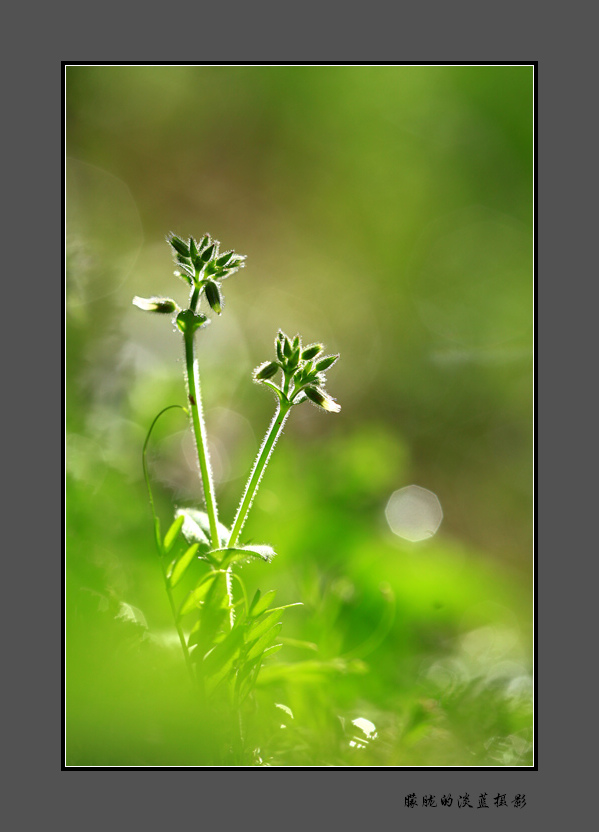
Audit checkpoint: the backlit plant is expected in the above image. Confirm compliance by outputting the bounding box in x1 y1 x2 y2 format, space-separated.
133 233 341 762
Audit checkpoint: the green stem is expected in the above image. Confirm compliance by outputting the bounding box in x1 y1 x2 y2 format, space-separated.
160 558 195 684
141 404 194 685
228 401 291 547
142 404 187 550
183 329 220 548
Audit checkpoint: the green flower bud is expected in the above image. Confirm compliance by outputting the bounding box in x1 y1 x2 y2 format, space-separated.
168 234 190 258
189 237 198 259
301 344 323 360
199 234 211 250
314 354 339 373
216 251 234 267
288 347 300 369
304 386 341 413
204 280 223 315
276 337 284 362
132 296 179 314
254 361 279 381
201 243 215 262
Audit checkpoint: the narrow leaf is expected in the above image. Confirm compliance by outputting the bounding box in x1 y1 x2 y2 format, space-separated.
163 514 185 554
246 622 283 661
262 643 283 659
179 572 217 617
203 628 244 677
250 589 277 617
247 609 282 642
168 543 199 587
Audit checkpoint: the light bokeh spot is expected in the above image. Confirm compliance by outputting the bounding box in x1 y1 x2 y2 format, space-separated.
385 485 443 542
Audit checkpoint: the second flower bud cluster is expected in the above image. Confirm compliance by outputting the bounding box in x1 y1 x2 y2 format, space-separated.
254 330 341 412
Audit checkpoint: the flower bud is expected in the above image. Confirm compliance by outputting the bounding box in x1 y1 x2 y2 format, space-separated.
133 296 178 314
314 354 339 373
304 386 341 413
301 344 323 360
216 251 234 267
254 361 279 381
204 280 223 314
201 243 215 262
168 234 190 258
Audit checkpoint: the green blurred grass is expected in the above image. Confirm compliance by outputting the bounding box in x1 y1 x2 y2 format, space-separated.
66 65 533 766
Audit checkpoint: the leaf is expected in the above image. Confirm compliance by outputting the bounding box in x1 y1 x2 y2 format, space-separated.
279 637 318 652
249 589 276 618
167 543 199 587
246 622 283 662
176 508 230 547
217 544 276 567
178 572 217 617
247 609 282 642
262 644 283 660
258 658 368 685
163 514 185 554
203 627 244 677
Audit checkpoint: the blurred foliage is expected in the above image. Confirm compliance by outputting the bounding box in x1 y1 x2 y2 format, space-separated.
66 65 533 766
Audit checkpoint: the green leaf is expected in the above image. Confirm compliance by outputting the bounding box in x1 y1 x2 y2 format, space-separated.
176 309 209 335
279 637 318 652
246 622 283 661
262 643 283 660
163 514 185 554
176 508 230 547
167 543 199 587
258 658 368 684
247 609 282 642
217 544 276 567
203 628 244 677
179 572 217 617
249 589 276 617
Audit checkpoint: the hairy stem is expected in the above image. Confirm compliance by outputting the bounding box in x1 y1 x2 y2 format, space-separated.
228 401 291 547
183 329 220 548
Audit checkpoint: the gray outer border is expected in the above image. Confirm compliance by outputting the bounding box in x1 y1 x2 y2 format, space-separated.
55 46 577 827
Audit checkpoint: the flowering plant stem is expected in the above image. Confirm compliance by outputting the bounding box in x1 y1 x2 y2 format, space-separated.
228 401 291 548
183 326 220 548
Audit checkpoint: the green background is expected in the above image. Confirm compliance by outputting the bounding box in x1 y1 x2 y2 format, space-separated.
66 65 534 766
